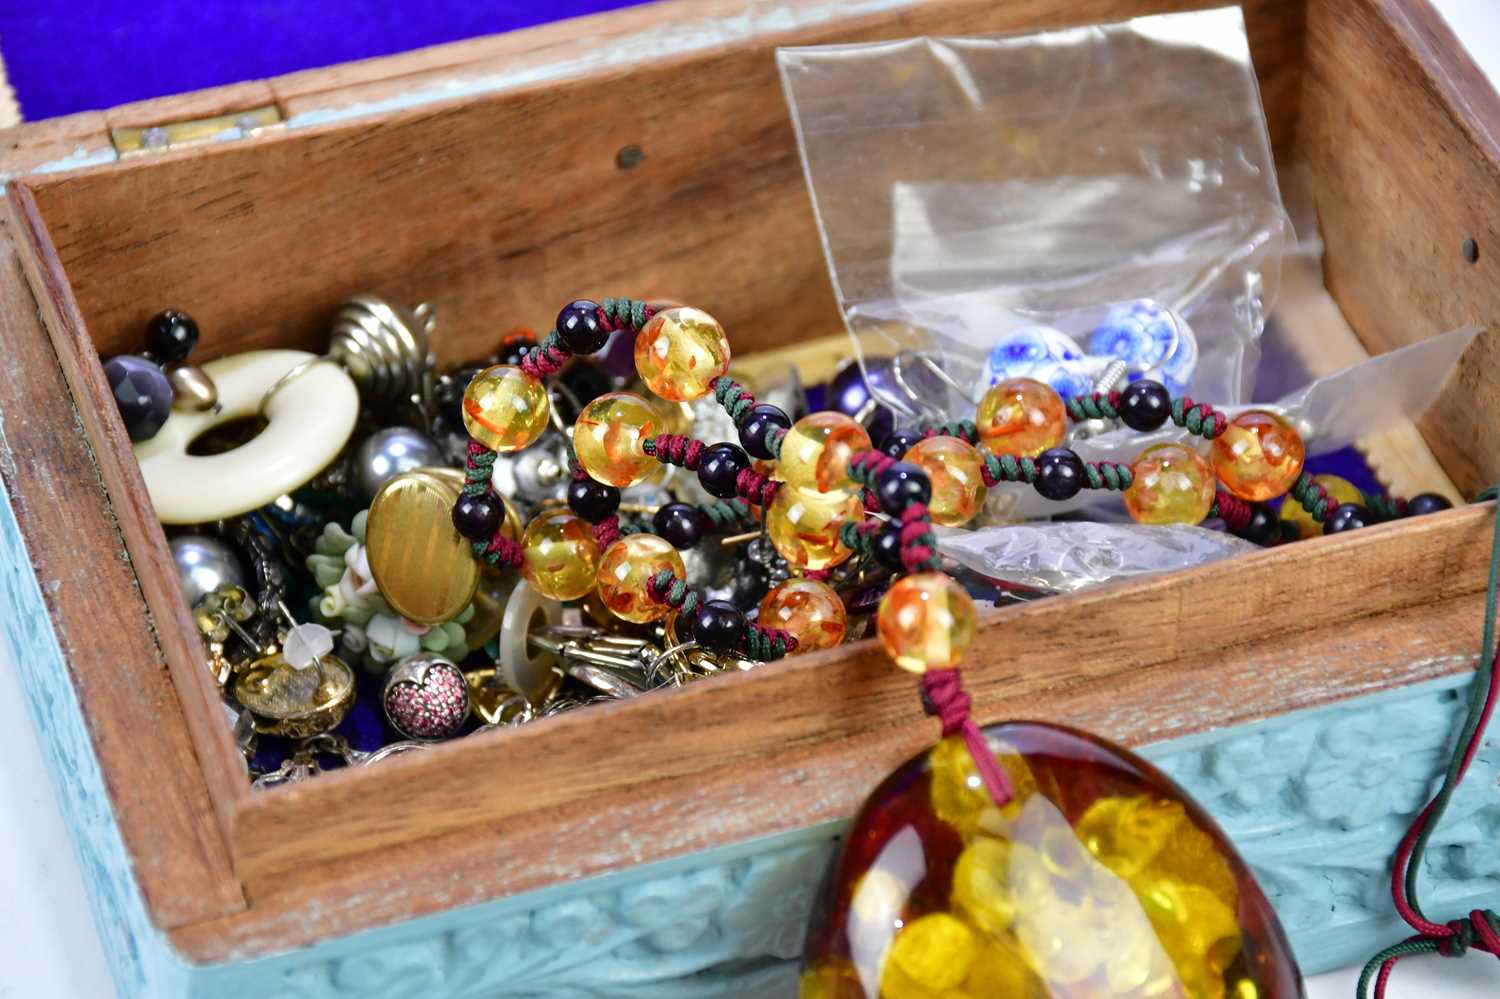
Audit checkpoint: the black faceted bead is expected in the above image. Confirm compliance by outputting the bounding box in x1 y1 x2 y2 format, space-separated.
452 493 502 542
738 403 792 460
498 340 532 366
881 428 922 459
567 477 620 522
727 559 771 611
1406 493 1453 517
1034 448 1085 502
556 300 608 354
144 309 199 364
1324 503 1373 534
698 442 751 499
873 522 907 572
1118 379 1172 432
654 502 708 550
875 461 931 515
694 600 745 651
1237 503 1280 546
104 354 173 441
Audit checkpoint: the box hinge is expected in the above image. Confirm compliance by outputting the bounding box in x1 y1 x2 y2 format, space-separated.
110 105 283 156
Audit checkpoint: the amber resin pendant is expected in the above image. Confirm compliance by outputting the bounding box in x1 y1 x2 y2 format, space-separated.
802 722 1303 999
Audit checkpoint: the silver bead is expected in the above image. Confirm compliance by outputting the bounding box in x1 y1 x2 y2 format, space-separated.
354 426 444 502
505 434 570 505
167 363 219 412
170 534 246 607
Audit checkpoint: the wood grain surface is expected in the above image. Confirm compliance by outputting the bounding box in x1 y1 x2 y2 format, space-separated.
1302 0 1500 497
6 185 252 840
0 199 244 928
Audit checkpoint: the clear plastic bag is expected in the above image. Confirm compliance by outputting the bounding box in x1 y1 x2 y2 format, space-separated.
778 6 1290 416
938 521 1259 592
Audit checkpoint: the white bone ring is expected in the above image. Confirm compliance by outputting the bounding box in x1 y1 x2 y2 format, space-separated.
135 350 358 524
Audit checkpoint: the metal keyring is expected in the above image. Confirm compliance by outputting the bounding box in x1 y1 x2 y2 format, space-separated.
257 354 339 420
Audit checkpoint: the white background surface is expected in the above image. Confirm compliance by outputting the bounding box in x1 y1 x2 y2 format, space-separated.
3 3 1500 996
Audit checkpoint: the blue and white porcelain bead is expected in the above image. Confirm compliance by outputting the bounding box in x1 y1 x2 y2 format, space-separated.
978 325 1096 400
1087 299 1198 395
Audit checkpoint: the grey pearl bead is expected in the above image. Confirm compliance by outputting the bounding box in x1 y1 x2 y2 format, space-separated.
170 535 246 607
355 427 443 502
167 363 219 412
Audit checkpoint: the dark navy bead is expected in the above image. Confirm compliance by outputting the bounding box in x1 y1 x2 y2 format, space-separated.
875 461 931 515
873 522 907 572
452 493 502 542
567 477 620 522
556 359 613 424
144 309 200 364
881 428 922 459
1118 379 1171 432
1405 493 1453 517
1034 448 1085 501
738 403 792 460
105 354 173 441
653 502 708 549
828 363 895 447
697 442 751 499
694 601 745 651
1237 503 1280 546
556 299 608 354
1324 503 1373 534
727 559 771 611
435 365 482 426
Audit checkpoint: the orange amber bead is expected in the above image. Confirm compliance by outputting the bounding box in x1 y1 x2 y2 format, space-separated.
767 487 862 571
759 578 847 652
778 412 872 499
461 364 551 453
1124 442 1216 525
801 723 1302 999
520 508 599 601
975 377 1067 458
876 572 977 674
1280 474 1363 539
906 436 988 527
595 533 684 623
573 391 660 488
1212 410 1306 501
634 306 732 402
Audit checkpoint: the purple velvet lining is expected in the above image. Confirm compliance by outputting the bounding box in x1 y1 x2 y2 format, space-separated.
0 0 648 120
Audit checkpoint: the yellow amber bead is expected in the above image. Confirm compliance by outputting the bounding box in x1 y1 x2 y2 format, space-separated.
461 364 551 453
778 411 872 499
520 509 599 601
573 391 661 488
1212 410 1306 501
975 377 1066 458
876 572 977 674
1281 474 1363 539
767 487 862 571
634 306 732 402
595 534 684 623
906 436 988 527
1124 442 1216 525
759 578 847 652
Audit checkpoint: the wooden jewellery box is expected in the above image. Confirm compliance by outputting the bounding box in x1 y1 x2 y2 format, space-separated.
1 0 1499 995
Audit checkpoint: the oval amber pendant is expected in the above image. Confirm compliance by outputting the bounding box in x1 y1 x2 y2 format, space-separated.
802 723 1302 999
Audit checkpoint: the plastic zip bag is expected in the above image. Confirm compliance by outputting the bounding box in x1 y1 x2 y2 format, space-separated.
778 6 1290 417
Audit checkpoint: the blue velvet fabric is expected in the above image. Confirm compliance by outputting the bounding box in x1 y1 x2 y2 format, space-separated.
0 1 646 119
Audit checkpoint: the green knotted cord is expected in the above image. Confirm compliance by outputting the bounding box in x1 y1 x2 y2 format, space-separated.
1356 484 1500 998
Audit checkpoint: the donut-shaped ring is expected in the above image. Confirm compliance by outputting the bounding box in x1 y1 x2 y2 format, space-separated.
135 350 358 524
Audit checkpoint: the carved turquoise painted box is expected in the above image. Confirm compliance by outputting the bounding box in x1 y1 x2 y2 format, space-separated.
2 0 1499 995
